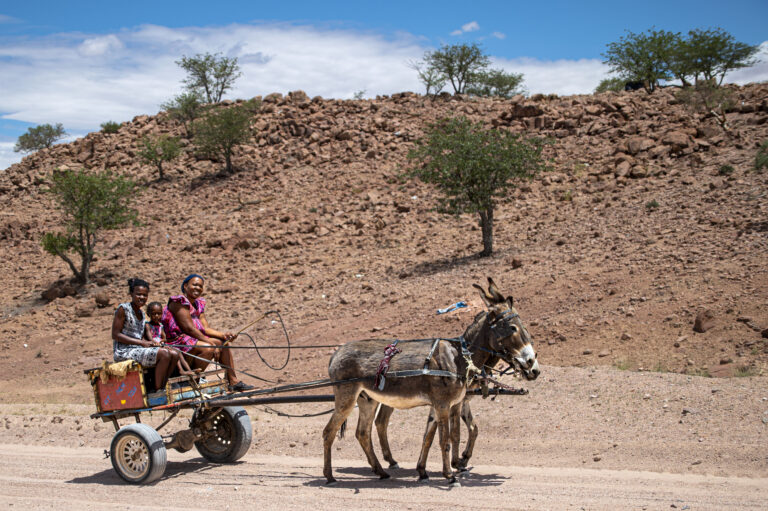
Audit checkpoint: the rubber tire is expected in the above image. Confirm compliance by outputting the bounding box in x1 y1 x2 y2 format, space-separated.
110 423 167 484
194 406 252 463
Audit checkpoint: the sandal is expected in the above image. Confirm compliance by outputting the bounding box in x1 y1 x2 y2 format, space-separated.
229 381 255 392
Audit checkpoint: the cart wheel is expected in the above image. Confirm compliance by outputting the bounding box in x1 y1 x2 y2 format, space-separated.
110 423 167 484
194 406 252 463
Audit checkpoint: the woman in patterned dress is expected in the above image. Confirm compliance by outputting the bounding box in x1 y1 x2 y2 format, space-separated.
162 274 254 392
112 278 181 391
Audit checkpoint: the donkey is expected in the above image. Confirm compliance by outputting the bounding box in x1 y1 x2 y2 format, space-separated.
370 280 536 474
322 278 539 485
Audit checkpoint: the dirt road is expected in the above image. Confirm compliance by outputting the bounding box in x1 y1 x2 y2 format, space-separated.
2 366 768 509
0 444 766 511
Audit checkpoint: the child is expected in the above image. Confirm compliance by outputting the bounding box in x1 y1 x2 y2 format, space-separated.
145 301 199 377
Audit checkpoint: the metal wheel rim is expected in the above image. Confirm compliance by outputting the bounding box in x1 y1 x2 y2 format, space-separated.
114 434 150 480
200 412 234 454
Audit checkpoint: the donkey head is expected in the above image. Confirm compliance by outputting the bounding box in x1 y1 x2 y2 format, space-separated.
473 277 540 380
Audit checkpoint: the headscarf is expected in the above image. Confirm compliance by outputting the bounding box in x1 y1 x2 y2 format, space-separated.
181 273 205 293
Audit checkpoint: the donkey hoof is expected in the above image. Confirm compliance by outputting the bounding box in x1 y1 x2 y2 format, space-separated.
325 478 338 487
449 479 462 488
417 475 430 484
378 472 390 480
388 462 400 470
458 466 470 474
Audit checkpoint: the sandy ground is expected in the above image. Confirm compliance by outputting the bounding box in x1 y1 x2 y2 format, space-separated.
1 365 767 510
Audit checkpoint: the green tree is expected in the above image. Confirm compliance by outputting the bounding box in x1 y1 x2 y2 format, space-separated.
192 100 258 174
602 28 678 92
408 59 447 96
466 68 525 98
423 43 491 95
138 135 182 180
42 169 138 285
594 76 626 93
176 52 241 104
685 28 758 85
407 117 547 256
161 91 204 136
14 123 66 153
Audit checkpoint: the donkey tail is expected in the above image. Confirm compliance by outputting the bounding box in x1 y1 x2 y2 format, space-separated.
338 419 347 439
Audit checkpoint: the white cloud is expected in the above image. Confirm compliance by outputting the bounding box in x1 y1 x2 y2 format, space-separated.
0 23 427 133
726 41 768 85
0 14 20 24
494 56 611 96
0 142 17 171
491 32 506 40
451 21 480 36
78 34 124 57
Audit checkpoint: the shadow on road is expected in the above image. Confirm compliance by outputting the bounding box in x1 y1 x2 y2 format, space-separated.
66 457 237 485
303 465 505 490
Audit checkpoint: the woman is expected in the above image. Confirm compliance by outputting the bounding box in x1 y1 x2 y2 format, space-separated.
162 274 254 392
112 278 181 392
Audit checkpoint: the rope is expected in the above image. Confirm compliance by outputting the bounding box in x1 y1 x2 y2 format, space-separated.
259 405 336 418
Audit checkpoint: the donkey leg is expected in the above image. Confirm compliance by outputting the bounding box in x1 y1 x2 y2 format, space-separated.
356 394 389 479
415 410 438 482
434 405 458 485
458 400 479 470
449 403 462 469
323 385 359 485
374 404 399 469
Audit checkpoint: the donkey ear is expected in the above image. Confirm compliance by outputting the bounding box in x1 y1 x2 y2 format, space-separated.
472 283 493 307
487 278 504 302
506 296 514 307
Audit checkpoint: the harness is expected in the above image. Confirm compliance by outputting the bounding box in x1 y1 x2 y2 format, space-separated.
374 310 532 394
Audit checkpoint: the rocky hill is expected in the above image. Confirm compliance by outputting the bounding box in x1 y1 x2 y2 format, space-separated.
1 84 767 402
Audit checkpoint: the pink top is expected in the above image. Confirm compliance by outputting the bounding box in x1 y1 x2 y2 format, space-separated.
161 295 207 352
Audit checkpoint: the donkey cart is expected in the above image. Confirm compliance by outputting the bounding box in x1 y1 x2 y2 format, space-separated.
87 278 539 485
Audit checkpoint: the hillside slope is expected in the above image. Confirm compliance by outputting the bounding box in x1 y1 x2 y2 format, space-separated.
1 85 767 402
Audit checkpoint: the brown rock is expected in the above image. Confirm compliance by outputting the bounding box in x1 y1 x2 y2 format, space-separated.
94 292 111 308
662 131 691 151
626 137 654 155
693 309 716 333
75 304 94 318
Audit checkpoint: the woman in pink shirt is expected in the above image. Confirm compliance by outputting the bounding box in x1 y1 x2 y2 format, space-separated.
162 274 254 392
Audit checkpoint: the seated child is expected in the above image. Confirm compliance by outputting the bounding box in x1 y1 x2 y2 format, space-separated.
145 301 199 377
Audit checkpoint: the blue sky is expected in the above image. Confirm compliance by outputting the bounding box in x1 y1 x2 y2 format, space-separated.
1 0 767 169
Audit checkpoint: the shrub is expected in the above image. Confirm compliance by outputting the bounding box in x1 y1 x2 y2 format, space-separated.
466 69 525 98
192 100 259 174
756 141 768 172
14 123 66 153
161 92 204 136
594 77 626 93
676 80 735 130
645 199 659 211
718 164 734 176
101 121 121 134
42 169 138 284
138 135 182 180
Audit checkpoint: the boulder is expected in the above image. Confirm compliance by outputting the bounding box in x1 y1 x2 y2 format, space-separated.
94 292 111 308
693 309 716 333
662 131 691 151
626 137 655 155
